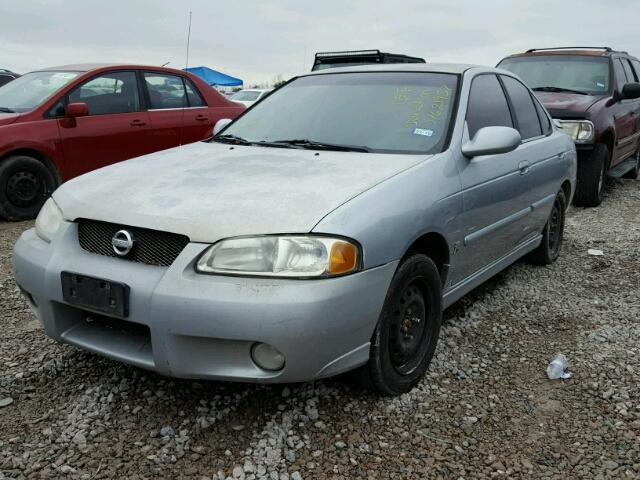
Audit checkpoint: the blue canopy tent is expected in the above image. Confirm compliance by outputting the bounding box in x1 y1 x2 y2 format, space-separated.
184 66 243 87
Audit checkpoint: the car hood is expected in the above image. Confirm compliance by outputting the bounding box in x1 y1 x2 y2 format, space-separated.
533 92 604 118
0 112 21 126
54 141 426 243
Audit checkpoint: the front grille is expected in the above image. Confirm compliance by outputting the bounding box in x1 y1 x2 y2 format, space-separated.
77 219 190 267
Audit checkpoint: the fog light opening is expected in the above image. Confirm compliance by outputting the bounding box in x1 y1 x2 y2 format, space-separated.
251 342 285 371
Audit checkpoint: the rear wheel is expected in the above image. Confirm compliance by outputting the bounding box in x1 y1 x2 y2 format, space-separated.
355 253 442 395
0 155 56 221
527 190 566 265
573 144 608 207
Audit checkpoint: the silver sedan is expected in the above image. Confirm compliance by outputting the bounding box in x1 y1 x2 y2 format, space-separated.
13 64 576 395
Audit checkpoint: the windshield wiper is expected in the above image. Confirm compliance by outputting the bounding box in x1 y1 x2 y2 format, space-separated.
532 86 589 95
0 107 16 113
270 139 370 153
212 134 252 145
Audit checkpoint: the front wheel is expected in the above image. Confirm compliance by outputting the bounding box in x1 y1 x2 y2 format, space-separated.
356 253 442 395
527 190 566 265
573 144 608 207
0 155 56 221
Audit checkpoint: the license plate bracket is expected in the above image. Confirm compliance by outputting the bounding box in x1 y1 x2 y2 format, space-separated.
61 272 130 317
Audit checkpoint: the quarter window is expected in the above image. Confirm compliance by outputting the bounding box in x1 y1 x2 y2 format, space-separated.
144 73 187 109
185 79 206 107
68 71 140 115
501 75 542 139
466 74 513 139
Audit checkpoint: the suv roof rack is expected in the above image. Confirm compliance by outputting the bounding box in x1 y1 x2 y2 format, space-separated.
525 46 627 54
315 50 381 58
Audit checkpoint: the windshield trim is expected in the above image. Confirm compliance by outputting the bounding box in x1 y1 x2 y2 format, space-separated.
213 70 463 156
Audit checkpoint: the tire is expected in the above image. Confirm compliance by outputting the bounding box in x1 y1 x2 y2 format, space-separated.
573 143 608 207
0 155 56 221
622 147 639 179
527 190 566 266
355 253 442 395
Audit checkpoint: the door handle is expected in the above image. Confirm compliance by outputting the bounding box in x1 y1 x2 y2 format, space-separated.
195 115 209 122
130 119 146 127
518 161 531 175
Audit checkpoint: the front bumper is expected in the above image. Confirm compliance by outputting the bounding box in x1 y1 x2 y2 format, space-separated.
13 222 397 383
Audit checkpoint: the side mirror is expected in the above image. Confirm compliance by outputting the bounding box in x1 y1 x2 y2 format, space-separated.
60 102 88 128
462 126 522 158
213 118 233 136
620 82 640 101
65 102 89 118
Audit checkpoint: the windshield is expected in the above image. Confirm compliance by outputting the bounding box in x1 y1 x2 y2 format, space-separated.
498 55 610 95
231 90 262 101
0 71 80 112
217 72 458 154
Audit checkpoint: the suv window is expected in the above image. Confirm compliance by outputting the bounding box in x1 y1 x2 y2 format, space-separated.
184 78 206 107
614 59 628 91
466 74 513 138
500 75 542 139
622 58 638 82
144 73 187 109
68 71 140 115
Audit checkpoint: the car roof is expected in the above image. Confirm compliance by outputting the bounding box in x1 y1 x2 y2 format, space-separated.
305 62 481 76
35 63 190 75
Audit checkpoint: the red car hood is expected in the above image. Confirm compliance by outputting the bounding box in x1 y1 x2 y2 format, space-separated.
533 92 604 118
0 113 21 126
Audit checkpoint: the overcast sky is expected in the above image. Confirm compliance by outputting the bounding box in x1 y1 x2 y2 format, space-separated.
3 0 640 85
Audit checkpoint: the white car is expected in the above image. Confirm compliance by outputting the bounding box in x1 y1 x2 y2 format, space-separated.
230 88 272 107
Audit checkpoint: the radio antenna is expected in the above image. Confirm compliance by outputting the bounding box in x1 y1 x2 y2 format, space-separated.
185 11 192 70
179 10 192 147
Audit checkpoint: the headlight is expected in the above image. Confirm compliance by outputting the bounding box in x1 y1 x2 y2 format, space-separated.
556 120 595 144
196 235 360 278
35 197 63 242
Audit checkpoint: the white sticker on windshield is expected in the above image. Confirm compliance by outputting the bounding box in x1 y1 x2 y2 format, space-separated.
413 128 434 137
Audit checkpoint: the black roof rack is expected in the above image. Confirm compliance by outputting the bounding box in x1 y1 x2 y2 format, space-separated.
315 50 381 58
525 46 626 54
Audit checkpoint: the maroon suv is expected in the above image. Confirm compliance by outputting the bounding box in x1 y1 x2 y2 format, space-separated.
498 47 640 207
0 64 244 220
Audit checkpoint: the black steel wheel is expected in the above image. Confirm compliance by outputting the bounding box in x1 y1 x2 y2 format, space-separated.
527 190 566 265
355 253 442 395
0 155 56 221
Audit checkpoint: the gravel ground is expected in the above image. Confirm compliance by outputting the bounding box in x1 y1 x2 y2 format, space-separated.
1 178 639 480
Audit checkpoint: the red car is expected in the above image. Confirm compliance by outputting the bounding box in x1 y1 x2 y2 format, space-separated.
0 63 244 220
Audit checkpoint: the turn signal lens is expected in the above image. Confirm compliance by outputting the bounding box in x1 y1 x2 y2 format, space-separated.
328 241 358 275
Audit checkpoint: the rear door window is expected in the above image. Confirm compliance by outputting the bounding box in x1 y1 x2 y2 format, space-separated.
144 72 187 109
68 71 140 115
500 75 542 139
532 95 552 135
466 74 513 138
